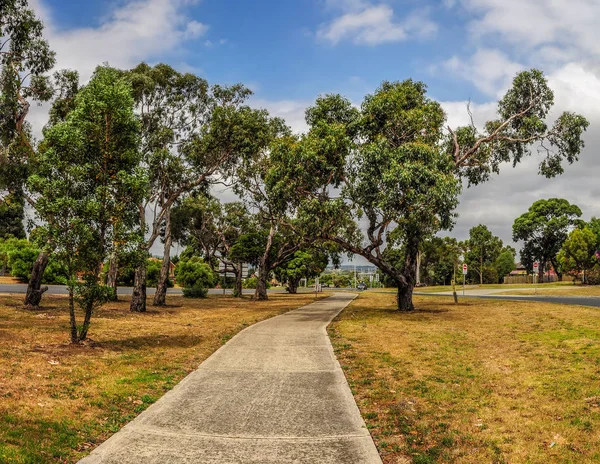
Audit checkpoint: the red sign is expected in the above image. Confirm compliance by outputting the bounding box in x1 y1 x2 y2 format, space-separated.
533 262 539 270
462 264 468 275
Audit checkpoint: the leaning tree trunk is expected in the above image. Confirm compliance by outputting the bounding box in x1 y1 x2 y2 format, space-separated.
153 209 172 306
106 252 119 301
68 287 78 344
233 264 243 298
130 261 147 313
24 251 49 308
254 263 269 300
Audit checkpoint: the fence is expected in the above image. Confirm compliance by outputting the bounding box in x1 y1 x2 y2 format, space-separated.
503 275 574 284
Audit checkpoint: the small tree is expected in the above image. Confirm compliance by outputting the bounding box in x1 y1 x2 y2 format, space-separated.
28 66 145 343
494 246 516 283
558 227 598 283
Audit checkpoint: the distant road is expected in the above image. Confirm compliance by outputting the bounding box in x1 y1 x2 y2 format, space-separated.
413 291 600 308
0 284 293 296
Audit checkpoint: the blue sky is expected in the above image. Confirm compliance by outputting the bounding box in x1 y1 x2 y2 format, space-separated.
38 0 483 104
28 0 600 256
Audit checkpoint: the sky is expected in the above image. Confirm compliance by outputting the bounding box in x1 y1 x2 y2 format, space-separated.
25 0 600 261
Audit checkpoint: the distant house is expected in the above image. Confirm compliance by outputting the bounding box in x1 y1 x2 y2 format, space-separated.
510 263 527 276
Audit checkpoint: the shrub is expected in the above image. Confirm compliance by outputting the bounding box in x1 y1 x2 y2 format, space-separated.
242 276 271 289
6 240 38 282
182 286 208 298
175 257 217 298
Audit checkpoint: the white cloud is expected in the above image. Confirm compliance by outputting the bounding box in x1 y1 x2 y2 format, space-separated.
458 0 600 66
442 49 523 97
318 3 437 46
25 0 209 139
251 98 310 134
32 0 208 83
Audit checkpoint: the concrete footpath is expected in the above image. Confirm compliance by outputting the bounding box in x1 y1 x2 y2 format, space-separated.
79 293 382 464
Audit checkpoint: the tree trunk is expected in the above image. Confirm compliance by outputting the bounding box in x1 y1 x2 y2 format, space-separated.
106 252 119 301
286 277 300 294
397 234 419 311
68 288 77 344
153 209 172 306
480 254 483 285
24 251 49 308
397 285 415 311
254 263 269 300
130 261 147 312
233 264 243 298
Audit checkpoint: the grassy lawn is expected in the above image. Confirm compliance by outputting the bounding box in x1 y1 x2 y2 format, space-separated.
0 293 323 464
329 293 600 464
494 287 600 297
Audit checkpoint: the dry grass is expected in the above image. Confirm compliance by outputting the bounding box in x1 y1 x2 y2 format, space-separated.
0 292 324 464
413 282 573 294
494 286 600 297
329 293 600 464
0 276 20 284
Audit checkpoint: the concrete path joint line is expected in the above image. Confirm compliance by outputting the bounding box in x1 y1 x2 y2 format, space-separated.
79 293 382 464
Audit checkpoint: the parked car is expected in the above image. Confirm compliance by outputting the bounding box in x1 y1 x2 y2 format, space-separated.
357 282 367 291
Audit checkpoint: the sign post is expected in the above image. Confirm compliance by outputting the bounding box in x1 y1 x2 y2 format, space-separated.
462 263 468 296
533 261 539 294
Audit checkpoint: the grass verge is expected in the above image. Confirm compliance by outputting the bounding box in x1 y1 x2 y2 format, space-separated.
494 286 600 297
329 292 600 463
0 292 324 463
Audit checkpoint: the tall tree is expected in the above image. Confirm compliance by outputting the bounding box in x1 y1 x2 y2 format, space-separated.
28 66 145 342
277 69 588 310
465 224 503 285
127 63 275 311
512 198 582 281
0 0 55 240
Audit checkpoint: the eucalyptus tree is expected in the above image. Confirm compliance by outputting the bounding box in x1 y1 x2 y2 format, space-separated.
464 224 503 285
0 0 55 239
274 248 330 294
234 121 330 300
512 198 583 281
28 66 146 343
127 63 278 311
280 69 588 310
23 69 79 307
171 195 254 297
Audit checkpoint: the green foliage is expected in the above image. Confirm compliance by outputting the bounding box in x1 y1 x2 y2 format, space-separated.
558 227 598 282
465 225 503 284
181 286 209 298
420 237 462 285
6 239 38 281
513 198 582 276
449 69 589 185
0 191 25 239
1 0 56 233
494 247 516 282
275 249 329 292
174 257 217 296
28 65 145 342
